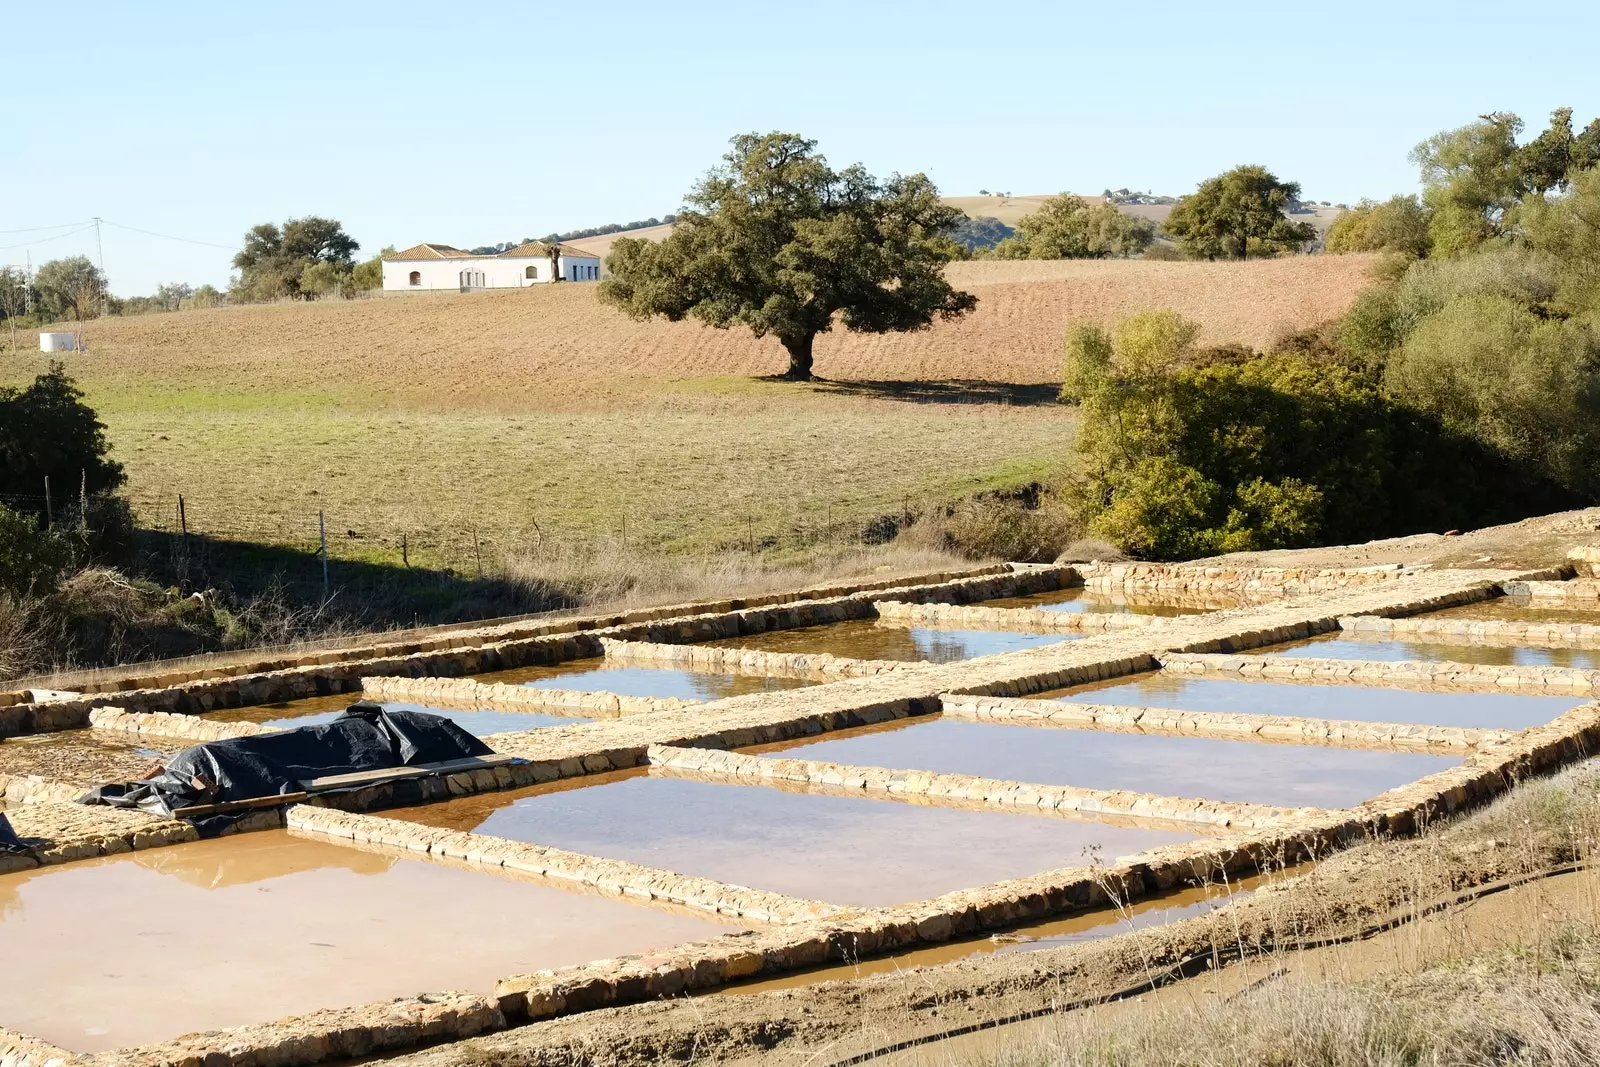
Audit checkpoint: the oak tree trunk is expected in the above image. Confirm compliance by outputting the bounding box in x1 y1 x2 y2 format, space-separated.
781 333 816 380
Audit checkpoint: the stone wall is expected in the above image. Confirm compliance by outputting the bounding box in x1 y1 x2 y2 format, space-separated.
873 600 1166 634
1340 613 1600 648
360 675 701 718
1502 579 1600 601
88 706 272 742
597 637 911 679
1159 651 1600 693
1074 561 1427 596
646 744 1317 830
286 806 844 925
0 1026 77 1067
937 693 1505 751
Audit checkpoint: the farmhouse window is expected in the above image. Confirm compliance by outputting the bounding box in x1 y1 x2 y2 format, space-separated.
408 271 421 286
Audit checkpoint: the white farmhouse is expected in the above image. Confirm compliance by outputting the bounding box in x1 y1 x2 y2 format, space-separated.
380 242 602 292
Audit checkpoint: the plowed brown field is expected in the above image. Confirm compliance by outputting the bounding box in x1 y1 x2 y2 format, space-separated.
8 256 1375 564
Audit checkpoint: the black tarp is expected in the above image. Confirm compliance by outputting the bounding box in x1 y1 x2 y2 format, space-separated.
0 813 28 856
78 702 493 835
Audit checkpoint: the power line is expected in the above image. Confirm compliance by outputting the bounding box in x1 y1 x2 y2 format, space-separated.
100 219 239 251
0 220 90 235
0 223 97 251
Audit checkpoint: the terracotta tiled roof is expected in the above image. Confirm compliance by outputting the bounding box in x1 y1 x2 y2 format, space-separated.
383 243 475 261
496 241 601 259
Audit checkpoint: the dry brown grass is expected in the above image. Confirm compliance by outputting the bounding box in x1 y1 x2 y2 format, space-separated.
17 256 1375 399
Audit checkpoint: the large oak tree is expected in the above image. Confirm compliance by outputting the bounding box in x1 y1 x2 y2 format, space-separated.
1164 166 1317 260
599 133 976 380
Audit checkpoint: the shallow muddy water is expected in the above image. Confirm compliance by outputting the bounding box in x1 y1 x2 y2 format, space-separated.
980 586 1236 616
760 716 1458 809
1423 596 1600 625
391 772 1193 908
1042 673 1583 730
204 692 584 736
0 729 168 787
474 658 814 699
710 619 1075 663
1260 633 1600 670
0 830 735 1053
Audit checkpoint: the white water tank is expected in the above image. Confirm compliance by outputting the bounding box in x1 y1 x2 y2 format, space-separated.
39 332 79 352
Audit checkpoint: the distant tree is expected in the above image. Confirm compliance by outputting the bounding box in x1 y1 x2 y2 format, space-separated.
0 267 27 351
154 282 193 311
190 284 223 309
1324 196 1432 258
544 242 563 283
600 132 976 380
298 260 348 298
945 215 1014 254
990 194 1155 259
231 216 359 301
1164 166 1318 260
349 246 393 292
34 256 107 326
0 363 125 514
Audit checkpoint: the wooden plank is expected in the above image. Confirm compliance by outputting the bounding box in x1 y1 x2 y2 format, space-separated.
172 792 308 818
299 753 518 792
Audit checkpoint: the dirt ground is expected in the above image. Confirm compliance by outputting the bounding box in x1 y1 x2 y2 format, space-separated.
1196 506 1600 574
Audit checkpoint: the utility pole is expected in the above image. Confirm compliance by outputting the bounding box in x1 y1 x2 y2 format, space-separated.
92 218 107 318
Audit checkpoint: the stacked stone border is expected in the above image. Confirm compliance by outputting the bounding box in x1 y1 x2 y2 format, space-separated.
937 693 1504 752
1340 613 1600 648
873 600 1167 634
1160 651 1600 693
360 675 703 718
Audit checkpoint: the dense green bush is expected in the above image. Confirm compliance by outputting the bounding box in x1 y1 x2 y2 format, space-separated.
0 362 125 508
0 505 70 597
1064 312 1571 559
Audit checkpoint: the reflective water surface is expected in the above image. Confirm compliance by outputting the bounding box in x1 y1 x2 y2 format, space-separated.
391 771 1193 908
0 830 735 1053
1260 633 1600 670
710 619 1075 662
761 716 1459 809
1423 596 1600 625
1042 672 1583 730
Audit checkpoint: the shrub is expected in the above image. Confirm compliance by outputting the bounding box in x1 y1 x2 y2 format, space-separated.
0 362 125 509
0 505 70 597
1066 311 1573 560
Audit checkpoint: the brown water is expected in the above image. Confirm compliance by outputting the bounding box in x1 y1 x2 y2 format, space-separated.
710 619 1076 663
760 716 1458 810
720 861 1306 994
1259 633 1600 670
981 587 1236 616
391 772 1194 908
0 830 735 1053
1424 596 1600 625
204 692 585 736
474 657 815 698
1045 672 1583 730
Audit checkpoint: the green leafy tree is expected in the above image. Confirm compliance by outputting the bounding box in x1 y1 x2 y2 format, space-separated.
993 194 1154 259
349 246 394 292
0 363 125 514
153 282 193 311
33 256 107 324
1163 166 1317 260
1411 113 1526 257
1324 195 1432 258
600 132 976 380
231 216 359 301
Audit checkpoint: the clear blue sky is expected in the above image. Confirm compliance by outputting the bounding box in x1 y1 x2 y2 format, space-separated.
9 0 1597 294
